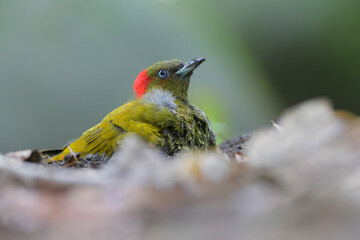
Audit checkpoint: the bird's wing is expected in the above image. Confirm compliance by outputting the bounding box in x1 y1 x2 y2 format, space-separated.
58 100 176 159
107 101 175 146
82 101 176 155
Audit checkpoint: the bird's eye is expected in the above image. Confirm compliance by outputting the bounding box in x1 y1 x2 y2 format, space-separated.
158 69 169 79
178 63 184 70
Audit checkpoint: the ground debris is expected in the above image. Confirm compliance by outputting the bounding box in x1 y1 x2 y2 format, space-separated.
5 149 43 163
48 152 110 168
1 98 360 240
218 134 250 159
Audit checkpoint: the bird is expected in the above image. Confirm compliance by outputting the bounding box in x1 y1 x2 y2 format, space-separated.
49 57 216 162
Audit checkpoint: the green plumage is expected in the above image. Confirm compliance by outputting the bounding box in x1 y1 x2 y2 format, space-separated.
51 58 215 162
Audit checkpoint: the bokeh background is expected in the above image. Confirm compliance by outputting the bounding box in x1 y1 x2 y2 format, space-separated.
0 0 359 152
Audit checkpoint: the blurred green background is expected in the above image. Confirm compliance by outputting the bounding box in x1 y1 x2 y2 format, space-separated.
0 0 359 152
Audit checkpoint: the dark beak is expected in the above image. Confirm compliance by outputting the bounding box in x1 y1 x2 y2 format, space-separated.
175 57 205 77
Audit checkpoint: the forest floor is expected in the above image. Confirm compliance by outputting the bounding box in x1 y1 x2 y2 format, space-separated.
1 98 360 240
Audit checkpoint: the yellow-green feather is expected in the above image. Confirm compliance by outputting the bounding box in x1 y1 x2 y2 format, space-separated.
50 99 177 162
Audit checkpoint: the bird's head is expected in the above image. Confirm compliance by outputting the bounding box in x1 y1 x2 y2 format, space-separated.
134 58 205 100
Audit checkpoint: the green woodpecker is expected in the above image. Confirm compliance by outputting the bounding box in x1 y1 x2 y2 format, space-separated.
50 58 215 162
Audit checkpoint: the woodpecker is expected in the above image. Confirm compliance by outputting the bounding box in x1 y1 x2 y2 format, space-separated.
50 58 215 162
